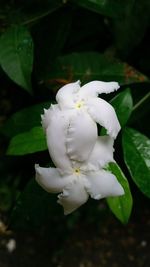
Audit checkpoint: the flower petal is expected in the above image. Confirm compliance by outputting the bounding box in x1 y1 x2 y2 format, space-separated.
56 81 80 109
80 81 120 98
85 169 124 200
86 97 121 138
46 108 75 173
83 136 114 170
66 111 97 162
35 164 74 193
57 177 89 215
41 104 59 131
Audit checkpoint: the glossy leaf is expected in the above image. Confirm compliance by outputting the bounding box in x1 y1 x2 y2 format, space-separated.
7 126 47 155
106 162 133 224
45 52 148 86
2 102 50 138
72 0 134 18
122 127 150 197
110 88 133 127
0 26 33 93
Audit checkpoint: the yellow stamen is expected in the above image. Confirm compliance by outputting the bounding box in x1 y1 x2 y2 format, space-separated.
75 100 84 109
74 168 81 175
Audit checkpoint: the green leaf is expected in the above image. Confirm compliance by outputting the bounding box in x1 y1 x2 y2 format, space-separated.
72 0 135 18
7 126 47 155
110 88 133 127
2 102 50 138
122 127 150 198
0 26 33 93
45 52 148 86
106 162 133 224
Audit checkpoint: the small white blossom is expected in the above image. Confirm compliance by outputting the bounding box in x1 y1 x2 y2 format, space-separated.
141 240 147 247
35 80 124 214
6 238 16 253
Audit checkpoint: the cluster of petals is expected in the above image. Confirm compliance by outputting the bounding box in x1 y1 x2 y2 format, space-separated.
35 80 124 215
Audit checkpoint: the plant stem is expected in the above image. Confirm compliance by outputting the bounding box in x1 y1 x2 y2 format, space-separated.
133 91 150 111
22 5 62 26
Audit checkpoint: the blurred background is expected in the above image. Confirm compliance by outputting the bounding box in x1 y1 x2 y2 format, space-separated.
0 1 150 266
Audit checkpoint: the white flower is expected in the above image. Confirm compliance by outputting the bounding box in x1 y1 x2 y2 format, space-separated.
41 105 97 171
41 80 121 165
55 80 121 139
35 80 124 214
35 134 124 214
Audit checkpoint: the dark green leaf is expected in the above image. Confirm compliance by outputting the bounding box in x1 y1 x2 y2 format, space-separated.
2 102 50 138
45 52 148 86
0 26 33 93
106 162 133 224
122 127 150 198
72 0 134 18
110 88 133 127
7 126 47 155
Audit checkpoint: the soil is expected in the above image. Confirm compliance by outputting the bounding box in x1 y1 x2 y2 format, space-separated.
0 197 150 267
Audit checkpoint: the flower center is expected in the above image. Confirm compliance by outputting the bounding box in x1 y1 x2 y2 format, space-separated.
75 100 84 109
74 168 81 175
